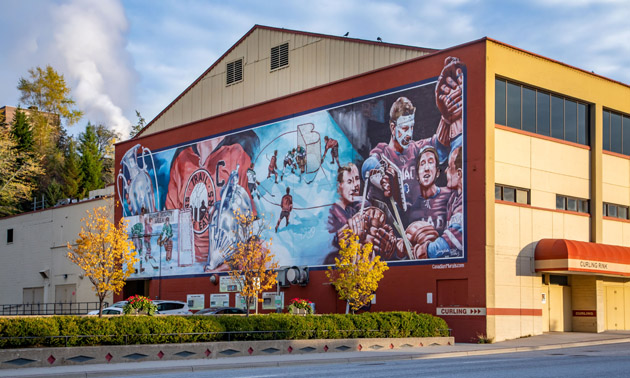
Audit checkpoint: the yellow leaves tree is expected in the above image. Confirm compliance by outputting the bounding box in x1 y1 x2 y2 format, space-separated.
227 211 279 316
67 203 138 317
326 230 389 314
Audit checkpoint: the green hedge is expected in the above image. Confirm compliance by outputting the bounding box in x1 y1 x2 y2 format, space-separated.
0 312 448 349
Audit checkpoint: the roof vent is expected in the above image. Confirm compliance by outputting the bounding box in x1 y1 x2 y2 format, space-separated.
226 58 243 85
270 42 289 71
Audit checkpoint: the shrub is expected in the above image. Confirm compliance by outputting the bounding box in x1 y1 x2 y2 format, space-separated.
0 312 448 349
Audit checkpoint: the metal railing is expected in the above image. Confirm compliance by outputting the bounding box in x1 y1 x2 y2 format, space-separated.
0 302 108 316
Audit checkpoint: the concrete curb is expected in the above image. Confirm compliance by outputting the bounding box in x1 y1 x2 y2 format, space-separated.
3 336 630 377
0 337 452 370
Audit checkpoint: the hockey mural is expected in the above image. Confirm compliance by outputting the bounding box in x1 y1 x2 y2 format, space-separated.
119 57 466 278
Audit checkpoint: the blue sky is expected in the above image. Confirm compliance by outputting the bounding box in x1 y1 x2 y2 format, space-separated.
1 0 629 138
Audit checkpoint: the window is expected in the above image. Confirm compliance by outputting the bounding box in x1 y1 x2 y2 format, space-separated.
495 78 589 145
604 202 629 220
602 109 630 155
6 228 12 244
556 195 589 214
549 275 568 286
270 42 289 71
226 58 243 85
495 184 529 204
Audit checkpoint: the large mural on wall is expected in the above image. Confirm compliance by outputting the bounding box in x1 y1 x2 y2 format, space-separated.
118 57 466 278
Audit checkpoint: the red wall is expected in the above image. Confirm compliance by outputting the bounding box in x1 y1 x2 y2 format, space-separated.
116 39 487 342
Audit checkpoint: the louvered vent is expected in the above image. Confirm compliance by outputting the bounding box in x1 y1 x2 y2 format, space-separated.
226 58 243 85
270 43 289 71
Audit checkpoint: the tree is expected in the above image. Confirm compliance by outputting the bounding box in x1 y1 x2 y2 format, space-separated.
129 110 146 138
326 230 389 314
62 139 82 198
18 65 83 126
45 179 64 207
0 126 43 216
78 123 104 196
94 123 119 185
10 108 34 154
67 204 137 317
227 211 279 316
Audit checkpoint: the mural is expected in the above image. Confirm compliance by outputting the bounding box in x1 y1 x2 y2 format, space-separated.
118 57 466 278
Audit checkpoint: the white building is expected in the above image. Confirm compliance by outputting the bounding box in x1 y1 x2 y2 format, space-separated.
0 187 113 314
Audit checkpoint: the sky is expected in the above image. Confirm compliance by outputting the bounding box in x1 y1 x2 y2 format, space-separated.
1 0 629 139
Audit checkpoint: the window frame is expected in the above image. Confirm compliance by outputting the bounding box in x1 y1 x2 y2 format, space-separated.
495 77 590 146
556 194 590 214
495 184 530 205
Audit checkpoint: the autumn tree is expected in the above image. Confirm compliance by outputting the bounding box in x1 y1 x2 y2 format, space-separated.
326 230 389 314
227 211 279 316
17 65 82 154
67 204 137 317
0 126 43 216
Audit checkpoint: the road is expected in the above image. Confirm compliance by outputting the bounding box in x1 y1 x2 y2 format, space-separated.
114 342 630 378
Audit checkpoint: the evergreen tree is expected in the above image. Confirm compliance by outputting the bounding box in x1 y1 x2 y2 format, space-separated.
62 139 81 198
78 123 103 196
45 179 65 207
10 108 34 154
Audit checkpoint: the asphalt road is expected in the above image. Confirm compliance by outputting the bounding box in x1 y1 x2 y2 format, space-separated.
115 342 630 378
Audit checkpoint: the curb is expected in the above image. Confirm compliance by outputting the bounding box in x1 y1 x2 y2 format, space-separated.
4 336 630 377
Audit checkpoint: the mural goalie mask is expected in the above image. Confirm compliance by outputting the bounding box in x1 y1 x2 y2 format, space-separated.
394 114 414 149
206 166 253 271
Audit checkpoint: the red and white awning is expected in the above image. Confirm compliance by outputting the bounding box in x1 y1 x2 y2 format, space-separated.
535 239 630 277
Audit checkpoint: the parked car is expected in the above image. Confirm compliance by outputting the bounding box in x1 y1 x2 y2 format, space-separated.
87 306 123 315
195 307 246 315
154 300 192 315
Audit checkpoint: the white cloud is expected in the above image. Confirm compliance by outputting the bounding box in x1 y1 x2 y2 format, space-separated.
51 0 136 137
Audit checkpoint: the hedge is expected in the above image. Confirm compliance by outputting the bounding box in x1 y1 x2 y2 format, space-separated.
0 312 448 349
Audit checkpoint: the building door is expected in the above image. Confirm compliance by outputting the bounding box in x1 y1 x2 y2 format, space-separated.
548 285 572 332
541 285 550 332
23 287 44 304
55 284 76 314
605 286 624 330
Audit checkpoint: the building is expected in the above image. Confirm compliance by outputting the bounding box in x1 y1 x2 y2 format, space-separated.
115 25 630 342
0 188 114 314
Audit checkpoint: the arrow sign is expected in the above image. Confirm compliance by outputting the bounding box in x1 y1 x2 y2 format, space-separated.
436 307 486 316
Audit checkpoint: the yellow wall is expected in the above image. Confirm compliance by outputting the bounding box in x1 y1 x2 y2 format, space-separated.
486 39 630 341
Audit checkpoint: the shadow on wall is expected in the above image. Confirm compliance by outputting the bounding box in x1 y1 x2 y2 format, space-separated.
515 241 540 278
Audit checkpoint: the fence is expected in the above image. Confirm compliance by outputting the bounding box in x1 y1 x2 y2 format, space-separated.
0 302 107 316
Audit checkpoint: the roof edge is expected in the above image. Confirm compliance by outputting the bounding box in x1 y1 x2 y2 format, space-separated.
134 24 439 139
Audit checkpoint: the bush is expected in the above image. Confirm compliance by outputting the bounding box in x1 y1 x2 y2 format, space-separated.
0 312 448 349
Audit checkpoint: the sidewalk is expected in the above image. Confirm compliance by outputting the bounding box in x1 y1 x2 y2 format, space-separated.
4 331 630 378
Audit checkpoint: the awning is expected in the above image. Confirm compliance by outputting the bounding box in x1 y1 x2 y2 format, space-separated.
535 239 630 277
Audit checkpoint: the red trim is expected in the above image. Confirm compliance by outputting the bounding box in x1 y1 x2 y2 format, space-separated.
487 308 542 316
603 216 630 224
487 38 630 90
495 124 591 150
135 25 438 138
603 150 630 160
495 200 591 217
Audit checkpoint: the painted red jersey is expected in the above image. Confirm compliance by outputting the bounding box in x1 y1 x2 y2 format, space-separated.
166 143 253 263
